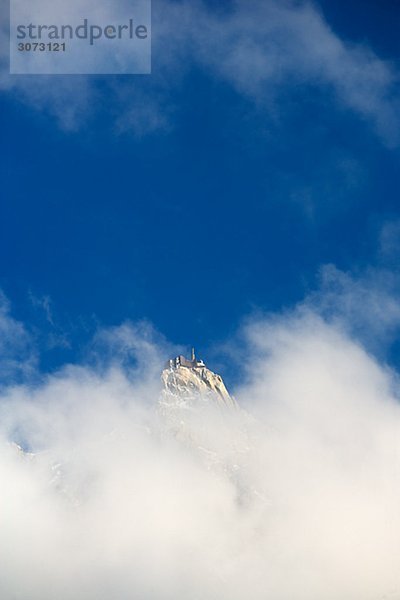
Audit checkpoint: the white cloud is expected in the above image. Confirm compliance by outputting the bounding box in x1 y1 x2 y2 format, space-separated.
186 0 400 145
1 0 399 142
307 264 400 352
1 283 400 597
0 292 37 382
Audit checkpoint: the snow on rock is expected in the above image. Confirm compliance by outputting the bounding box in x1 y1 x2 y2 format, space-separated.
160 358 238 410
157 354 255 497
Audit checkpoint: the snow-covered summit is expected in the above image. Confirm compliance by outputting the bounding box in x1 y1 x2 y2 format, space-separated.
160 350 237 410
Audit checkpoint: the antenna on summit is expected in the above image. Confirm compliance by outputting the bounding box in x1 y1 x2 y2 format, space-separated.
191 347 195 362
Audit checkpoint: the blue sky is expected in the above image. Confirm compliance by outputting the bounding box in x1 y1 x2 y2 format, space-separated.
1 0 400 377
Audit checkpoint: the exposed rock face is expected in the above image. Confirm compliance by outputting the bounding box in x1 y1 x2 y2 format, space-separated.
158 353 239 457
160 356 237 410
158 355 255 500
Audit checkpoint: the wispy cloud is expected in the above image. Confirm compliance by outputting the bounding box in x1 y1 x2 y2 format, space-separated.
1 0 399 142
184 0 400 144
307 264 400 353
0 292 37 383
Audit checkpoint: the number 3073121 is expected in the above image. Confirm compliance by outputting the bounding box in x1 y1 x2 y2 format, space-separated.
18 42 66 51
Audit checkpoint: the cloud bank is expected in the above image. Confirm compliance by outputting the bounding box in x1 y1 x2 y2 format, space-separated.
1 285 400 598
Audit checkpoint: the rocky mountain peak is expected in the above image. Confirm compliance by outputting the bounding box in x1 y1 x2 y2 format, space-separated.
160 350 237 409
